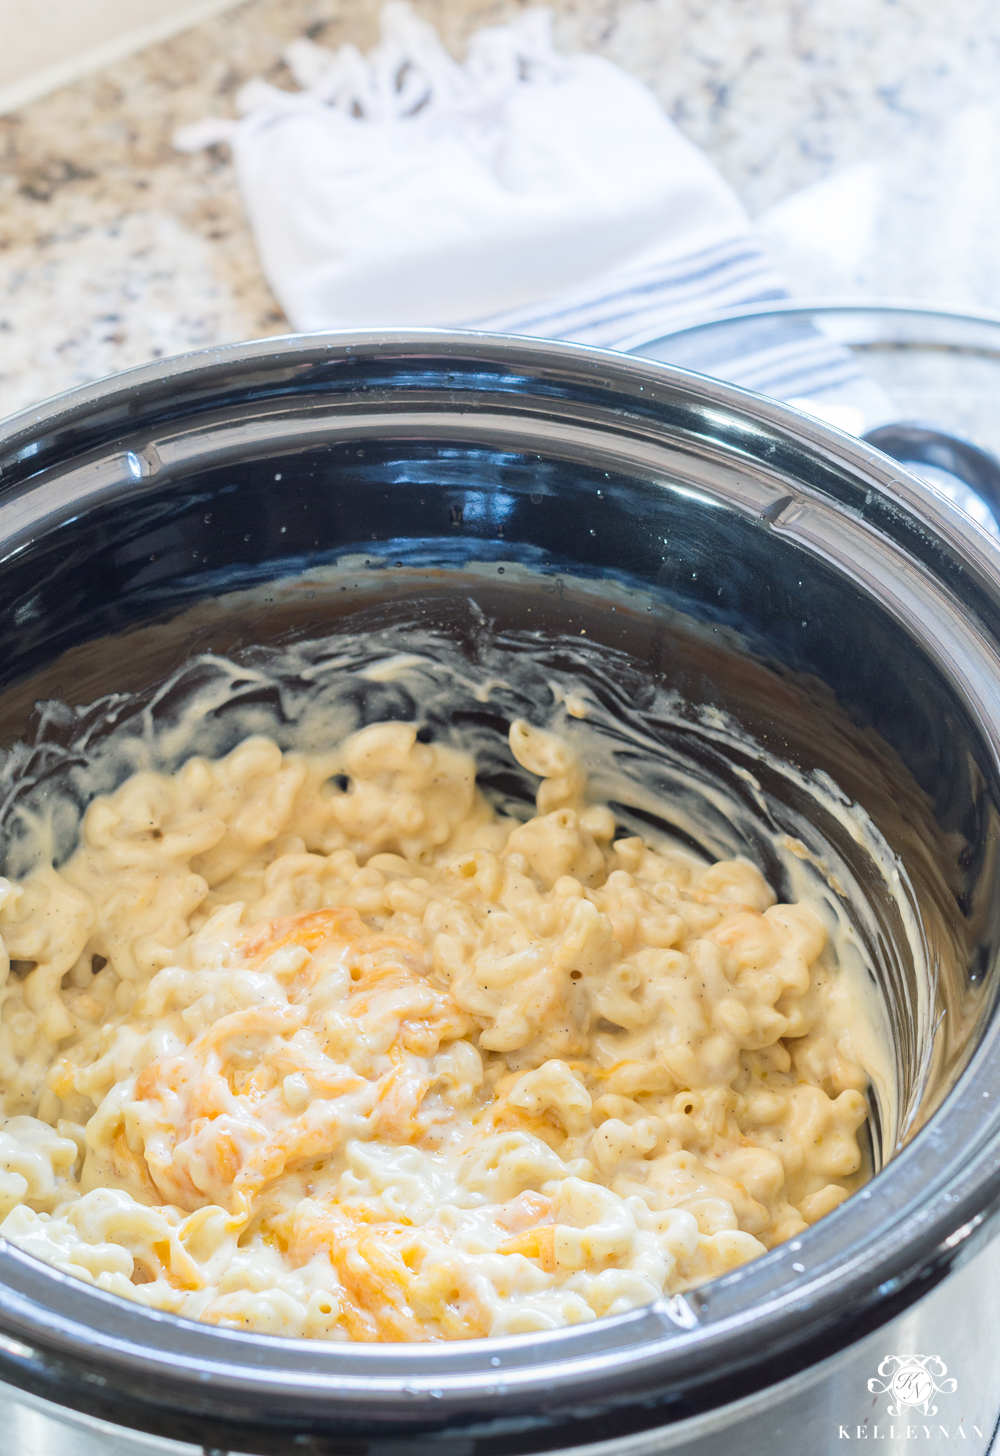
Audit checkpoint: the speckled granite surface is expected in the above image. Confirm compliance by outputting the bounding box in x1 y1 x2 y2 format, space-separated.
2 0 1000 417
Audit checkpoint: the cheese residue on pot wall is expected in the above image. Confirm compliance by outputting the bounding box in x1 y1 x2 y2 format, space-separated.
0 712 872 1342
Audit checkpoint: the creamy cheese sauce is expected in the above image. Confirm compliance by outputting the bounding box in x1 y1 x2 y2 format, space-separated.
0 708 875 1342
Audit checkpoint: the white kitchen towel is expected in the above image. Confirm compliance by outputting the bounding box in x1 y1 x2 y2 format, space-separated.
176 3 860 400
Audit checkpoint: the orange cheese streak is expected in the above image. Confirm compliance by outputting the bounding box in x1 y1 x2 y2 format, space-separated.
242 906 369 960
497 1225 557 1273
129 908 467 1220
329 1227 438 1342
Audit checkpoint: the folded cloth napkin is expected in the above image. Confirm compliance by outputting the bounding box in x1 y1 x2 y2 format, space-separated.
176 3 859 400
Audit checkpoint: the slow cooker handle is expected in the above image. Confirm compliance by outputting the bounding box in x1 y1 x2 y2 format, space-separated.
863 420 1000 531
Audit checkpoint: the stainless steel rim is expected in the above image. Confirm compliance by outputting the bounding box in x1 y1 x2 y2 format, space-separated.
618 296 1000 356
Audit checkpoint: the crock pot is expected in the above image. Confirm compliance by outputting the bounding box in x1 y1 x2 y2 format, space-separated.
0 331 999 1456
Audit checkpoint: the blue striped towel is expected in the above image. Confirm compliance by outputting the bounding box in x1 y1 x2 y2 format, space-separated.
474 236 864 403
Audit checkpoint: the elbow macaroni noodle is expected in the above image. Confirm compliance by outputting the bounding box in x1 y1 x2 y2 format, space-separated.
0 718 870 1341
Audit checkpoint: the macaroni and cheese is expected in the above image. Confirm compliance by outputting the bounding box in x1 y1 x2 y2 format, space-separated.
0 718 870 1340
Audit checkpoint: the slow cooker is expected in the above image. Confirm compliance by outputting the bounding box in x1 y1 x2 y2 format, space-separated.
0 332 998 1456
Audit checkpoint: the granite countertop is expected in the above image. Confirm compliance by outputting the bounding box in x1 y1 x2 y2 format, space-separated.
2 0 1000 418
